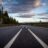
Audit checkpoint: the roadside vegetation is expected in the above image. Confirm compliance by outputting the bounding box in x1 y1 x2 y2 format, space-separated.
0 7 18 27
19 22 48 28
31 22 48 28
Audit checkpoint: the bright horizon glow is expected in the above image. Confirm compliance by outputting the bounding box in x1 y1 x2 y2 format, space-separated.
8 13 48 23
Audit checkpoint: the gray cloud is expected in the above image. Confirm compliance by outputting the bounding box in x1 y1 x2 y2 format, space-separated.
3 0 41 13
15 14 34 18
16 16 32 18
39 18 48 19
0 0 2 3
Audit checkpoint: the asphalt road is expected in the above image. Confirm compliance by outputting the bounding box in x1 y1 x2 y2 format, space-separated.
0 25 48 48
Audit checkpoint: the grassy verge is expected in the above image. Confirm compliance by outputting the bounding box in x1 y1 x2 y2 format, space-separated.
32 23 48 28
0 24 17 27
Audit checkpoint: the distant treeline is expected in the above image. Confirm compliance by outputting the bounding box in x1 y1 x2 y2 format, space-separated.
0 9 18 25
32 22 48 27
19 22 48 27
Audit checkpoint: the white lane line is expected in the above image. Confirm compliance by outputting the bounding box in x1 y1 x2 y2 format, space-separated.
4 28 22 48
28 29 48 48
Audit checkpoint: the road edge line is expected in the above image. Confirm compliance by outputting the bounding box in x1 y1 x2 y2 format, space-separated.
28 29 48 48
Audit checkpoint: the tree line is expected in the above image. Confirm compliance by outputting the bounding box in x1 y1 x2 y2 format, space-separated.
0 9 18 24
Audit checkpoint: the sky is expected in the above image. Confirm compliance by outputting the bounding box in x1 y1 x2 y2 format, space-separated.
1 0 48 23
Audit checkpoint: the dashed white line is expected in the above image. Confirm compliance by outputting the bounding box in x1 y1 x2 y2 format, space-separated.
28 29 48 48
4 28 22 48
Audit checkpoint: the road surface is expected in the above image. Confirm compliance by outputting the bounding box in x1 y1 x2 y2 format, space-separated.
0 25 48 48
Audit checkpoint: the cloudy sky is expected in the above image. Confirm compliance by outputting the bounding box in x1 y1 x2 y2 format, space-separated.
1 0 48 23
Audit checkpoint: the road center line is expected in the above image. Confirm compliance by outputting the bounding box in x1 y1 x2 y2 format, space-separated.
28 29 48 48
4 28 22 48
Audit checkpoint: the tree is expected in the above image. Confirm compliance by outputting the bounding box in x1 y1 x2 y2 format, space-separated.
1 10 19 24
3 11 9 24
0 9 2 18
0 6 3 24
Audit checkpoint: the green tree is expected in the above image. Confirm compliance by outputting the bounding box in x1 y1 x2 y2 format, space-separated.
2 11 18 24
3 11 9 24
